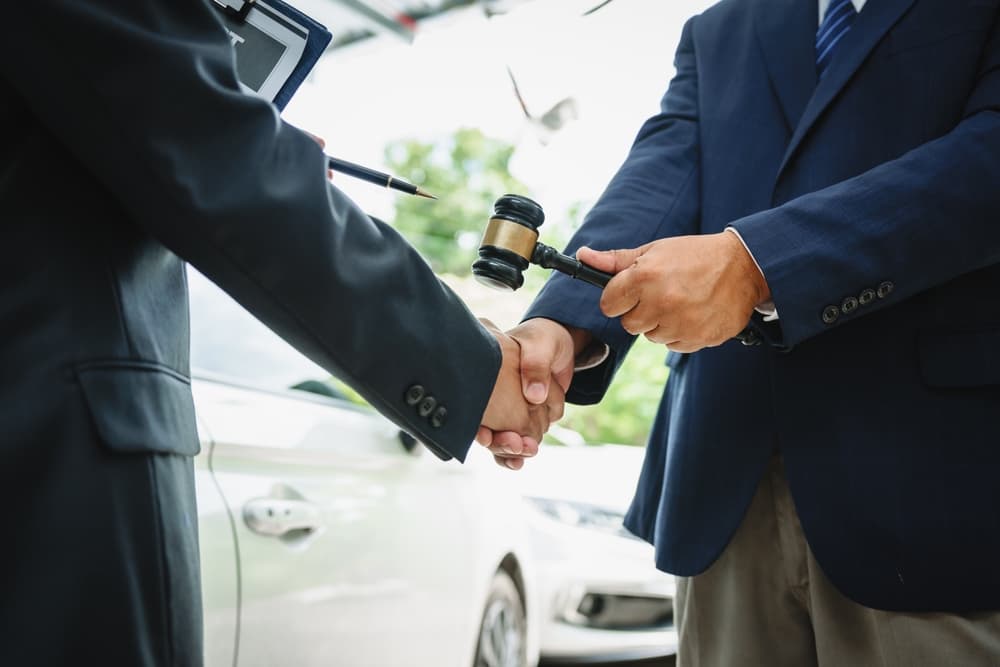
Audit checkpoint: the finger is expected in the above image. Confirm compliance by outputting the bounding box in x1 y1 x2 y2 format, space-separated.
643 326 678 346
577 245 648 275
489 430 525 456
545 381 566 423
494 455 525 471
304 131 327 150
478 317 500 334
519 436 540 458
666 341 703 354
619 308 658 337
475 426 493 446
490 436 539 463
521 402 553 443
600 272 642 318
487 433 540 458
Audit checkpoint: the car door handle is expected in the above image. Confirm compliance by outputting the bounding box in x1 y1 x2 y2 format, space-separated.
243 498 323 538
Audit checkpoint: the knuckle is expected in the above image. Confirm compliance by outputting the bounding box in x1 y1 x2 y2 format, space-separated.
620 312 645 335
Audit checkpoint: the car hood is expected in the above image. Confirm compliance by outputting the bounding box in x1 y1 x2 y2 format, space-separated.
511 444 647 513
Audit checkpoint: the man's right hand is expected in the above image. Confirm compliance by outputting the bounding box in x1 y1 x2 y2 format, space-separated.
477 318 594 469
506 318 583 407
477 318 566 469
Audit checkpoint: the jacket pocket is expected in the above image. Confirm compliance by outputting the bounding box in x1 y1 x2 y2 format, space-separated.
918 328 1000 388
76 360 201 456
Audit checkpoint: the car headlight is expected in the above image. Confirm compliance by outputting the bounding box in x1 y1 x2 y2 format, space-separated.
525 497 638 539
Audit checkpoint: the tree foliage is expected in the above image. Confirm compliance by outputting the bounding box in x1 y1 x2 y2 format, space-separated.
384 128 530 275
561 340 669 447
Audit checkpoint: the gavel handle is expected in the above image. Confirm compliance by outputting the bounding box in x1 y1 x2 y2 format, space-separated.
532 244 611 288
531 243 761 346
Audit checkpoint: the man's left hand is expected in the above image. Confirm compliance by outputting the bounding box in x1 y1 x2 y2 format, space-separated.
579 232 770 353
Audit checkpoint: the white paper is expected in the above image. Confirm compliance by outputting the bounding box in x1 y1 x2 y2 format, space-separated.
217 1 309 103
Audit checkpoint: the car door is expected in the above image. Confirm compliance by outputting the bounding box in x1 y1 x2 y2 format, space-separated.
196 416 240 667
187 268 508 666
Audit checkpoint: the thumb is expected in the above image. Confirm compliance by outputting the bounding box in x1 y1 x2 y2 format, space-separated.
577 245 647 275
517 333 554 405
509 320 576 405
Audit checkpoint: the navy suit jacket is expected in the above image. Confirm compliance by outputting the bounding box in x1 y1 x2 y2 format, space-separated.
526 0 1000 612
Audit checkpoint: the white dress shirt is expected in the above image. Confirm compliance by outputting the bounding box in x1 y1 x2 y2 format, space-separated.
819 0 868 25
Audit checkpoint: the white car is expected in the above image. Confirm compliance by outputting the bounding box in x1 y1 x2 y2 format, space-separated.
189 267 676 666
516 441 678 664
189 268 539 667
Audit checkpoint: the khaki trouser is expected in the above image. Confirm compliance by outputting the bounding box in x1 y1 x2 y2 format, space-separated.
675 457 1000 667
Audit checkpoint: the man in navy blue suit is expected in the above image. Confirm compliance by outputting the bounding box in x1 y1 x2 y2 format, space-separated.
498 0 1000 663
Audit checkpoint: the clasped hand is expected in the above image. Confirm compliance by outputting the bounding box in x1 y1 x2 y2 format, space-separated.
477 318 576 470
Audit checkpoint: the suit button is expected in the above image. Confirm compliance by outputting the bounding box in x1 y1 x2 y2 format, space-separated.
418 396 437 417
877 281 894 299
405 384 425 406
841 296 859 314
821 305 840 325
431 407 448 428
859 289 876 305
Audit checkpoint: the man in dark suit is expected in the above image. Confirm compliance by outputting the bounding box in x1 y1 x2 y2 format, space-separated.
503 0 1000 662
0 1 561 664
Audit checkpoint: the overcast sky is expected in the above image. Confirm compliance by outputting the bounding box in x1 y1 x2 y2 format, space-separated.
283 0 715 225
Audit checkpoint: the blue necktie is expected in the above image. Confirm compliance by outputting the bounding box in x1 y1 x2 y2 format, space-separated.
816 0 858 78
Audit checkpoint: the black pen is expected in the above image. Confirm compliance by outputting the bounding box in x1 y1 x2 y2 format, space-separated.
326 155 437 199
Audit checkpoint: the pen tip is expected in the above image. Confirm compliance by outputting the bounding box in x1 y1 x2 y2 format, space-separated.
416 188 438 200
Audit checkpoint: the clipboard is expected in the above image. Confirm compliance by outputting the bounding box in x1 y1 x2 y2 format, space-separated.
213 0 333 110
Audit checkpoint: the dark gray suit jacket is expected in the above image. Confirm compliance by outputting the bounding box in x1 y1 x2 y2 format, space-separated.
0 1 499 664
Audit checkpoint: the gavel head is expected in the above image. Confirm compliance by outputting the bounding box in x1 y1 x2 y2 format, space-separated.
472 194 545 291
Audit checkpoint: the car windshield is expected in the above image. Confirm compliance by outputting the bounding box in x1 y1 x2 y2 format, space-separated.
187 266 350 401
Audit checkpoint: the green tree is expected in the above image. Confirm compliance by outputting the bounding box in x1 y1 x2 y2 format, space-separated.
384 128 530 275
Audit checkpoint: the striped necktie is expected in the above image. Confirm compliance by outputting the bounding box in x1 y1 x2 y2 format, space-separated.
816 0 858 78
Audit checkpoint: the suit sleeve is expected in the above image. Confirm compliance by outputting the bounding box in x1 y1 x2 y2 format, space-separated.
0 0 500 461
731 12 1000 348
523 17 703 404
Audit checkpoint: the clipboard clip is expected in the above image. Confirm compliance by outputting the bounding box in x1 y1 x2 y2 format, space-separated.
212 0 256 23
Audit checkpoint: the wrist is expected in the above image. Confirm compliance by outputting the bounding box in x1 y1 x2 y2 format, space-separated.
724 229 771 306
567 325 594 357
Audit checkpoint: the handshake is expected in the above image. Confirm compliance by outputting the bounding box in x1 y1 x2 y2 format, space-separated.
473 232 772 469
476 317 592 470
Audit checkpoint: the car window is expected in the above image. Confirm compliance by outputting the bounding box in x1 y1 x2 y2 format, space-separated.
188 266 351 402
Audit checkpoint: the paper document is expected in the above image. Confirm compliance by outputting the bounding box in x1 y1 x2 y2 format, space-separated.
213 0 332 109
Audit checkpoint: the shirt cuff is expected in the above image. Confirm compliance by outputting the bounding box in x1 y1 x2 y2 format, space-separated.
574 340 611 371
725 227 779 321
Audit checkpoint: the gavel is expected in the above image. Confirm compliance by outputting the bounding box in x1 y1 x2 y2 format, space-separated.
472 194 762 346
472 194 612 291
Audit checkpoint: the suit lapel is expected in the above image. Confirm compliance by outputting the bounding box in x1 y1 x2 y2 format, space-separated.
753 0 818 131
776 0 918 179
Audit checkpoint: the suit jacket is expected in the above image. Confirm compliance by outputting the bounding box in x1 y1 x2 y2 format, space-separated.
526 0 1000 612
0 1 498 663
